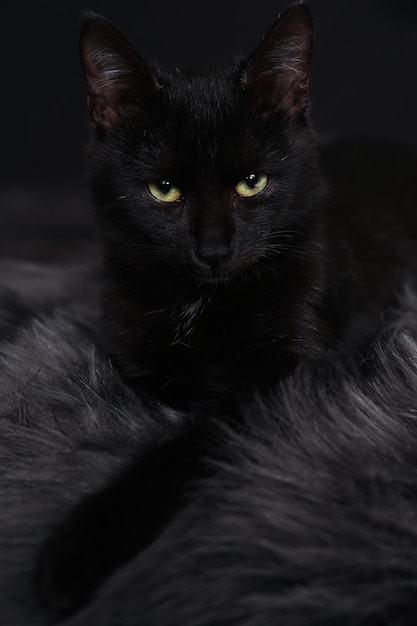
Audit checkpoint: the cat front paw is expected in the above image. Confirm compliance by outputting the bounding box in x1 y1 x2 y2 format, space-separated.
37 497 114 614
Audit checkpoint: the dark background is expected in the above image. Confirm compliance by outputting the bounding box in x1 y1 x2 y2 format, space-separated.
2 0 417 188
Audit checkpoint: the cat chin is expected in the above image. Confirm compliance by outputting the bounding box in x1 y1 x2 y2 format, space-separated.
189 258 268 287
193 274 234 287
191 268 240 288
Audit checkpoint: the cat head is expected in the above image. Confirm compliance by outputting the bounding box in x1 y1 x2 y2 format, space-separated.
80 3 321 287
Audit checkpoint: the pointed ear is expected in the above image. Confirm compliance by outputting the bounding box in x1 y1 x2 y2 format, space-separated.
79 13 155 131
244 3 313 119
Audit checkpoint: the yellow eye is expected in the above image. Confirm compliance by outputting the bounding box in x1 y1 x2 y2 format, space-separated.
235 173 269 198
147 180 183 203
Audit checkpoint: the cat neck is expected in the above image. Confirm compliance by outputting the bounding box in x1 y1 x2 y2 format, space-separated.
99 226 327 409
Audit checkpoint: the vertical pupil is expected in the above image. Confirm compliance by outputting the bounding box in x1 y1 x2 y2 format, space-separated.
159 180 172 194
245 174 258 189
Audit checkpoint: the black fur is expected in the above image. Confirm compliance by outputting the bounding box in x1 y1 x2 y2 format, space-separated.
0 263 184 625
83 5 325 409
38 3 417 616
2 3 417 624
3 266 417 625
50 290 417 626
79 6 417 414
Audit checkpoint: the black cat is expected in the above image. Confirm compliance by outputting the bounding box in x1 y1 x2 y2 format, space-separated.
38 1 417 617
85 3 325 410
81 4 417 410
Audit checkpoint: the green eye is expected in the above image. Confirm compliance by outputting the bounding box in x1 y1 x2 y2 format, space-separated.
147 180 183 203
235 173 269 198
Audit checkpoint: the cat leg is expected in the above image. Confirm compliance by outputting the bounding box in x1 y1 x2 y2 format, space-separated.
37 427 207 615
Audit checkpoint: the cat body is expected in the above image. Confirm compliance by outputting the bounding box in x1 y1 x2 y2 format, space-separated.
89 33 326 407
83 6 417 410
97 132 417 406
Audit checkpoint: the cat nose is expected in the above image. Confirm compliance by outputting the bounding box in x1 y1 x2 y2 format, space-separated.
194 243 231 267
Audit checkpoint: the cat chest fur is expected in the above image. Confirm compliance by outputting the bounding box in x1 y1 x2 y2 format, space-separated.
100 247 326 409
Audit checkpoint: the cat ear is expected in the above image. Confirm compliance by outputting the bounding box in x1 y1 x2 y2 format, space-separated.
244 3 313 119
80 13 155 131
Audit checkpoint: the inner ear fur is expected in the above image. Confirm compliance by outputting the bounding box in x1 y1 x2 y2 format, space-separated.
244 3 314 119
80 13 155 130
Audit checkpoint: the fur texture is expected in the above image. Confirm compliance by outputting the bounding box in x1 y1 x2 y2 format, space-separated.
56 289 417 626
0 288 406 625
2 4 417 625
0 262 183 625
2 267 417 626
39 3 417 619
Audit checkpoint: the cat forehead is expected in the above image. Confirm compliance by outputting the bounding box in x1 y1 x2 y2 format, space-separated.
142 67 257 174
155 64 242 122
130 62 290 174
